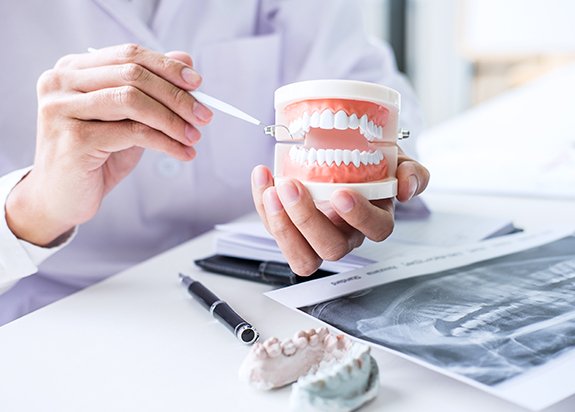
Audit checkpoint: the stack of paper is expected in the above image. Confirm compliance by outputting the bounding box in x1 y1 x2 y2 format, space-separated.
214 211 517 272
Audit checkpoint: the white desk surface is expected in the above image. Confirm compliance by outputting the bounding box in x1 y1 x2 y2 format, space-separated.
0 193 574 412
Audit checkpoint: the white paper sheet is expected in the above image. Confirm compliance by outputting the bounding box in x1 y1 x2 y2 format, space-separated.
266 228 575 411
214 210 516 272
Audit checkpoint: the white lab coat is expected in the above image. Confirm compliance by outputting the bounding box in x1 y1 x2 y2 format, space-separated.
0 0 422 324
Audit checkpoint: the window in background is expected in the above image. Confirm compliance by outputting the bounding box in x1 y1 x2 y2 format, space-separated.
361 0 575 127
459 0 575 104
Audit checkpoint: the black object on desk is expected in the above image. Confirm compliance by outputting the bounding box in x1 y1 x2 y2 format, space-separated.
178 273 259 345
194 254 335 286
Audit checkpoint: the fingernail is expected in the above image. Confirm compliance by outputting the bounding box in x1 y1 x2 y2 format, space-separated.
193 101 213 123
184 145 196 158
252 166 270 188
277 181 300 206
332 191 355 213
184 123 200 144
408 175 419 199
181 67 201 86
263 189 284 214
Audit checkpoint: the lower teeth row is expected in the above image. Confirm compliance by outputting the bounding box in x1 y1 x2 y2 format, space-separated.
289 146 383 167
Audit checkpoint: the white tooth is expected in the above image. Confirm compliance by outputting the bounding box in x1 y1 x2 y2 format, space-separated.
360 151 368 165
316 149 326 165
298 149 307 164
352 149 361 167
289 119 302 134
307 148 317 164
325 149 335 166
289 145 298 161
367 121 375 138
334 149 343 166
317 327 329 340
319 110 334 129
294 130 305 139
370 152 378 165
302 112 310 131
379 151 384 160
349 113 359 130
342 150 351 166
282 340 297 356
310 111 320 128
377 125 383 139
359 115 368 137
334 111 348 130
254 343 268 359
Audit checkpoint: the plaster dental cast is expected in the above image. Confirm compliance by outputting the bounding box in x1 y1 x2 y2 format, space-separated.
0 0 429 324
239 327 380 412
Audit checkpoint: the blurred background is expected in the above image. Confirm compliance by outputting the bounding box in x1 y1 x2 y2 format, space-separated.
359 0 575 198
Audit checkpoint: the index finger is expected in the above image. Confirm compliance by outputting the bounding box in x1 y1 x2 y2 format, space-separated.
56 43 201 91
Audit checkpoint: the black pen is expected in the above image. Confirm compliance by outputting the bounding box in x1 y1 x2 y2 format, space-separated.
178 273 260 345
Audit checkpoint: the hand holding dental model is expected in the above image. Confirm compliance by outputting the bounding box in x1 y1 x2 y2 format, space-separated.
252 80 430 276
6 44 213 246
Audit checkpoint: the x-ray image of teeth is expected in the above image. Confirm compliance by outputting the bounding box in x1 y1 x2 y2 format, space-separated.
301 236 575 386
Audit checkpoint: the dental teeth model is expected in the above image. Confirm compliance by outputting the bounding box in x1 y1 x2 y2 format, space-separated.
238 327 380 412
272 79 403 200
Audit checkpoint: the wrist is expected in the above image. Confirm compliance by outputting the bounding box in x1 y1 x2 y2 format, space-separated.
5 171 75 247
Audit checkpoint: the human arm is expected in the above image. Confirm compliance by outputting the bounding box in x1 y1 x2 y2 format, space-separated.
0 168 77 292
4 44 212 247
251 0 429 275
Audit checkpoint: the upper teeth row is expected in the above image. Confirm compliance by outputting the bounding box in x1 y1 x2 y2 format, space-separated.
288 111 384 141
289 146 384 167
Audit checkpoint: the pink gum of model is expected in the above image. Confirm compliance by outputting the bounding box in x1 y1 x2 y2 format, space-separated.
272 80 402 200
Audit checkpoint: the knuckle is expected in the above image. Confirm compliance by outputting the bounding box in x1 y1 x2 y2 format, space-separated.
292 258 322 277
165 110 184 133
127 120 150 136
118 43 142 61
37 69 63 94
268 223 292 242
113 85 140 106
290 211 314 228
160 56 179 73
54 54 75 69
38 96 64 119
369 221 394 242
171 86 190 107
318 243 349 262
120 63 147 83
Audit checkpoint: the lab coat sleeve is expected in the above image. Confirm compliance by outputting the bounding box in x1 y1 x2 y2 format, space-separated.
0 168 76 294
262 0 424 157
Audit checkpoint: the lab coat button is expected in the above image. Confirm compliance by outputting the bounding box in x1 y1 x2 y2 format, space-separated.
156 157 181 177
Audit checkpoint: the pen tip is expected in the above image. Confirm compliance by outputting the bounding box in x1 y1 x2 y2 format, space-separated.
178 273 185 279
